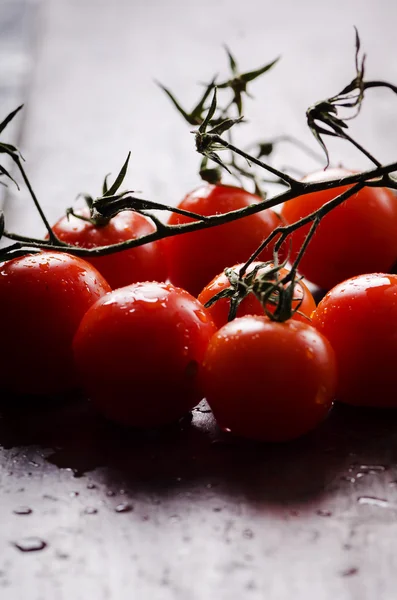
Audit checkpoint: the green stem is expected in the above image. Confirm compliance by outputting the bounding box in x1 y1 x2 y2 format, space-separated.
15 158 63 244
211 134 299 187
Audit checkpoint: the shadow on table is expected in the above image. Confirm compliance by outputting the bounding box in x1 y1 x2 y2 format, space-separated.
0 393 397 508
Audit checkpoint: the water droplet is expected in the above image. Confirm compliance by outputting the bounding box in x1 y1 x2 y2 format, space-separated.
168 514 180 523
194 309 208 323
341 567 358 577
317 509 332 517
115 502 133 513
83 506 98 515
359 465 386 473
13 537 47 552
13 506 32 515
106 490 115 497
69 491 79 498
87 483 96 490
358 496 390 508
243 529 254 539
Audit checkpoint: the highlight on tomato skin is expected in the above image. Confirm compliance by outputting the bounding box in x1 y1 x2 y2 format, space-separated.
164 183 285 297
73 281 217 428
280 168 397 291
198 262 316 329
52 209 168 290
311 272 397 408
0 251 111 397
200 315 336 443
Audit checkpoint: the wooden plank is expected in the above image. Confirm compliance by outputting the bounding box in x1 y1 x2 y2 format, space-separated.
2 1 397 599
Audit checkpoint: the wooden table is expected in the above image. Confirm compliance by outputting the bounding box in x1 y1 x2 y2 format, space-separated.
2 1 397 598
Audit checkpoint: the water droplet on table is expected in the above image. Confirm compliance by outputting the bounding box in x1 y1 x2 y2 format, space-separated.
341 567 358 577
357 496 390 508
115 502 133 513
13 506 32 515
13 537 47 552
83 506 98 515
359 465 386 473
317 509 332 517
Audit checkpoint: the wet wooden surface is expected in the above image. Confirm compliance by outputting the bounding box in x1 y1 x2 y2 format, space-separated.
2 1 397 599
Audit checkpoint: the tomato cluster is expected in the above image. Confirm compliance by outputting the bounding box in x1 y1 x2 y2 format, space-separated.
2 176 397 444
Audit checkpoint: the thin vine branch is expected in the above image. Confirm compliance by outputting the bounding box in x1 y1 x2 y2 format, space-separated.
2 161 397 261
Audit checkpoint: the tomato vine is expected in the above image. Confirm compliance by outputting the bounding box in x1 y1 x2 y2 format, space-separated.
0 29 396 286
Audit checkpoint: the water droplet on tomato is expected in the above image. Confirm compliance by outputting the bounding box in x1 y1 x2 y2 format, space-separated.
194 309 207 323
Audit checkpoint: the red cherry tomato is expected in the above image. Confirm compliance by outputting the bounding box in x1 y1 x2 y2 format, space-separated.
201 316 336 442
0 252 111 396
73 282 216 427
165 184 284 296
312 273 397 407
198 262 316 329
281 169 397 290
52 209 167 289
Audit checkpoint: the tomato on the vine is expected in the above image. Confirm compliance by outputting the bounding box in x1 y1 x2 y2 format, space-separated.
312 273 397 407
200 315 336 442
73 281 216 427
52 209 167 289
198 262 316 329
280 168 397 290
0 252 111 397
164 184 285 296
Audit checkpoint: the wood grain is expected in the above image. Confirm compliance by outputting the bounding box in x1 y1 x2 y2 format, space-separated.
2 1 397 599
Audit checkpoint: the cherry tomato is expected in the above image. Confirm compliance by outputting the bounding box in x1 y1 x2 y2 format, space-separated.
312 273 397 407
0 252 111 396
73 282 216 427
198 262 316 329
165 184 284 296
280 169 397 290
52 209 167 289
201 316 336 442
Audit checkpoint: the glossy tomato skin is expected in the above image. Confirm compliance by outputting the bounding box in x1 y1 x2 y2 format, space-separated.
201 316 336 442
52 209 167 289
73 282 216 428
312 273 397 407
165 184 284 297
281 169 397 290
198 262 316 329
0 252 111 396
